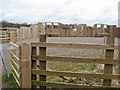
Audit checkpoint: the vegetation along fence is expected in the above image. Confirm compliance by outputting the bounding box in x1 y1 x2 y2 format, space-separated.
10 25 120 88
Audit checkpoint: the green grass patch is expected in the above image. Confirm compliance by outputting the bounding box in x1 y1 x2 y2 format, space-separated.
2 74 19 88
0 41 9 43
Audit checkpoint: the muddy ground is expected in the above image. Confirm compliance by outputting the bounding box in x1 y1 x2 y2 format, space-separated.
1 37 119 88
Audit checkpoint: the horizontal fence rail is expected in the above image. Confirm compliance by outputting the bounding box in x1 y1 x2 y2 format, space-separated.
31 70 120 80
11 65 20 80
10 42 20 87
31 42 118 50
10 42 19 48
32 55 120 64
11 58 19 73
31 81 117 88
10 51 19 61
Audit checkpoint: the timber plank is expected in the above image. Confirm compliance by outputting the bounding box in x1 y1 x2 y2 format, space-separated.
11 65 20 80
32 81 116 88
31 70 120 80
11 58 19 73
31 42 117 50
12 72 20 86
32 56 120 64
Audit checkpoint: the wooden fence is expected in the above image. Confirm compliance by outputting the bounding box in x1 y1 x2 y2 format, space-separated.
45 23 108 37
0 31 10 42
0 28 17 42
10 42 20 86
15 23 118 42
10 25 120 88
1 23 118 42
16 23 43 41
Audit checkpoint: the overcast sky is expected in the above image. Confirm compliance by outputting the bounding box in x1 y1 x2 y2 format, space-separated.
0 0 119 25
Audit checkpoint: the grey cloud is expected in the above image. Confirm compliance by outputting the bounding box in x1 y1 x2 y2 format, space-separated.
0 0 118 25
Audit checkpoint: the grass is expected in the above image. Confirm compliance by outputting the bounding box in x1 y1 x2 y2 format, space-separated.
0 41 9 43
2 74 19 88
47 48 104 73
46 48 119 85
48 62 97 72
47 61 99 83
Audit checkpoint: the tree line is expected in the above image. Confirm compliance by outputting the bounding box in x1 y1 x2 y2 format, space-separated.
0 20 30 28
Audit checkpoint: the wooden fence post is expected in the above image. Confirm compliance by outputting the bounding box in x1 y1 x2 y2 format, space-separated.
101 25 105 33
117 27 120 78
19 43 31 88
10 31 17 55
94 24 97 37
31 46 37 88
39 35 47 89
103 25 116 86
77 27 80 37
58 23 62 37
39 23 47 88
17 29 19 41
10 31 16 43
